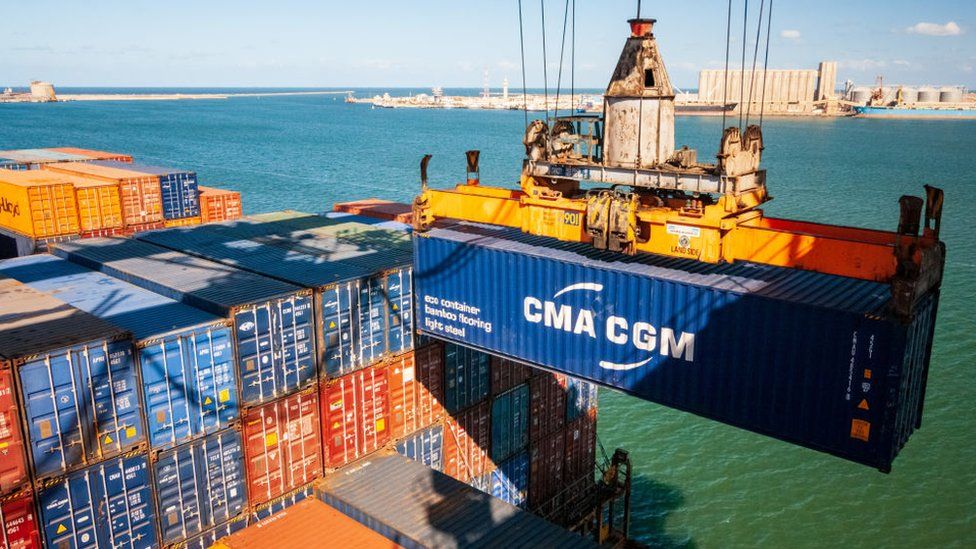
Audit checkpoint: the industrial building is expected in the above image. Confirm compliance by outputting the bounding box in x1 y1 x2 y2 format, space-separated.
694 61 837 114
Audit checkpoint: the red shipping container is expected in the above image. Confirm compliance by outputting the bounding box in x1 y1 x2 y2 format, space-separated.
564 412 597 483
529 428 565 511
320 367 390 468
0 369 28 496
243 388 323 507
386 343 444 440
530 373 567 442
42 163 163 226
199 186 243 224
121 220 165 236
443 401 492 483
491 356 532 396
332 199 412 224
0 490 40 549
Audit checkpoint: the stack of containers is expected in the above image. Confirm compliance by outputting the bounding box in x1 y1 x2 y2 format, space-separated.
0 149 92 171
198 186 243 223
0 276 156 548
90 161 202 228
47 147 133 163
442 343 494 485
49 237 322 514
41 161 165 234
133 215 418 472
0 170 80 255
0 254 248 546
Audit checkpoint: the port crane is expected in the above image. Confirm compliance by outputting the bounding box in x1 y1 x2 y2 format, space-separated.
412 15 944 320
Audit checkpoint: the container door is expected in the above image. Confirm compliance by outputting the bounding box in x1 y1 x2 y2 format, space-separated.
356 278 384 367
385 268 413 355
153 441 205 544
274 295 315 396
189 327 239 438
76 340 143 461
198 430 246 528
39 469 99 548
141 338 194 449
98 455 157 548
180 174 201 218
19 352 86 479
321 283 357 378
0 491 41 549
159 175 180 220
235 305 275 405
0 368 29 493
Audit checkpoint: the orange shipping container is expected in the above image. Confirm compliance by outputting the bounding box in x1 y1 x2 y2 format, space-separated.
73 178 123 232
242 388 324 507
443 401 492 483
163 216 201 229
385 343 445 439
213 498 400 549
47 147 133 163
333 198 413 224
42 162 163 226
320 367 390 468
0 170 79 239
199 186 243 223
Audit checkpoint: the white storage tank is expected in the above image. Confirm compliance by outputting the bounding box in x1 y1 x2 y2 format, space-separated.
939 87 963 103
917 87 940 103
899 87 919 104
850 87 872 105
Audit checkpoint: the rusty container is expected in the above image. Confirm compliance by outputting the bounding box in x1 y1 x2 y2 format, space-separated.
0 170 79 239
0 368 29 496
242 388 323 507
564 412 597 484
443 400 492 483
491 356 533 396
530 372 568 442
385 342 444 440
42 162 163 226
199 186 243 223
320 367 390 468
529 427 566 512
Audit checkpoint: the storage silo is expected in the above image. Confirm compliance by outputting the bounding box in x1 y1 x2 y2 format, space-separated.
850 87 872 105
940 87 963 103
899 87 919 104
917 87 940 103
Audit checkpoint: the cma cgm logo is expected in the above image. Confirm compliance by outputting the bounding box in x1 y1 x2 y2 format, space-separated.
522 282 695 370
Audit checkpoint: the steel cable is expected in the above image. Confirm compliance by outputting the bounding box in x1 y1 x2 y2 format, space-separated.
518 0 530 127
721 0 733 133
759 0 774 127
745 0 766 127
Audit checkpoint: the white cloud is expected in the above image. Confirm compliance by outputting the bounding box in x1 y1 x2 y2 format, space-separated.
496 60 518 71
780 29 801 40
893 59 911 67
838 59 887 71
963 64 974 73
905 21 962 36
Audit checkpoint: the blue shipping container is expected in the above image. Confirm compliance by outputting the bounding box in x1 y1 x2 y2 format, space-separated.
490 383 529 463
38 453 158 548
491 450 529 509
0 255 240 450
180 516 248 549
94 160 200 219
413 224 941 472
52 238 316 407
566 377 599 423
152 429 247 545
394 424 444 471
443 343 491 413
248 483 314 523
136 218 415 378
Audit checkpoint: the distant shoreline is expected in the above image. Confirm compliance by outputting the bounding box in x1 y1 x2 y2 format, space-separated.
55 90 353 102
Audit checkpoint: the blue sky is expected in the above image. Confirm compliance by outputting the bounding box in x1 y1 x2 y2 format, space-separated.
2 1 973 89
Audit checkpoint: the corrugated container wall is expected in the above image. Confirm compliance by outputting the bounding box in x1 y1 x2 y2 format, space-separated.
395 424 444 471
93 161 200 220
566 377 598 422
51 237 316 407
530 373 567 442
38 454 157 548
0 170 79 239
490 384 529 463
491 356 532 396
136 218 415 378
0 490 41 549
152 429 247 545
529 428 566 512
198 186 243 224
73 178 124 234
181 516 248 549
247 483 314 523
490 449 530 509
443 343 490 413
320 367 390 468
42 162 164 226
313 454 595 549
414 225 941 472
564 415 597 484
0 254 240 450
332 199 414 224
443 401 492 483
385 343 444 439
0 368 29 495
242 388 323 507
0 278 143 481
